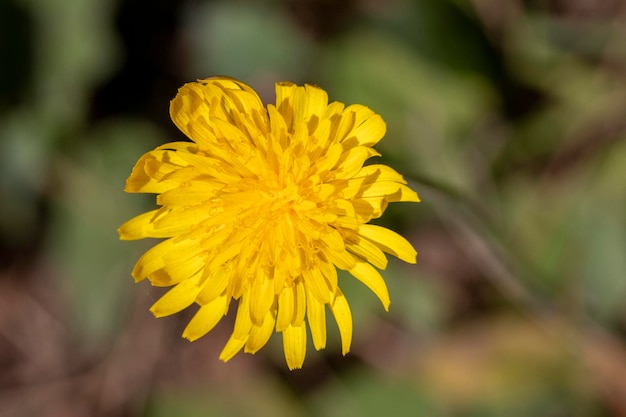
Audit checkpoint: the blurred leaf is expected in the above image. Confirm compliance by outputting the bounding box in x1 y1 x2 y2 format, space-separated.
310 368 437 417
0 109 54 246
582 208 626 320
498 133 626 315
499 14 626 173
320 28 495 196
386 261 446 334
0 0 32 107
146 377 306 417
339 257 444 335
45 120 164 346
498 170 587 294
579 138 626 320
22 0 120 127
372 0 498 76
184 1 312 84
415 316 598 417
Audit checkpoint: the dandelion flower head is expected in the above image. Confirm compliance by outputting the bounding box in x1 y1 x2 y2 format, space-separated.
118 77 420 369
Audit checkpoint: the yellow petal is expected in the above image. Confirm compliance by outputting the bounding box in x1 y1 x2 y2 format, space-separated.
332 107 355 144
280 83 329 133
320 227 345 252
349 260 390 311
182 293 229 341
275 82 298 129
232 293 253 340
249 273 275 326
219 334 247 363
150 272 202 317
330 177 366 200
359 224 417 264
132 237 202 282
302 267 331 304
118 209 162 240
267 104 288 143
357 164 407 183
323 101 345 121
214 78 267 119
196 265 231 304
170 77 265 147
305 289 327 350
168 84 203 141
318 257 338 295
351 198 380 222
334 146 378 180
360 181 418 201
156 180 224 207
293 279 306 327
149 205 212 234
324 247 356 271
329 198 356 217
155 141 199 152
354 165 417 204
329 288 352 355
332 215 359 230
154 240 207 285
387 184 421 203
350 113 386 146
315 142 343 174
124 152 182 194
245 306 277 354
276 285 295 332
345 104 374 129
346 237 388 270
282 323 307 370
206 240 246 276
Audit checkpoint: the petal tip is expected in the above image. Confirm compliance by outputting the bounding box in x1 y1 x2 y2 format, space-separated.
182 328 200 342
149 306 163 318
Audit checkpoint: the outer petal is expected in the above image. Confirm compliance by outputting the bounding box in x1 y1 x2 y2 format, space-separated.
360 182 420 202
219 334 247 363
150 272 202 317
232 292 253 340
169 77 267 147
124 151 187 194
329 288 352 355
131 236 205 283
245 306 277 354
282 323 307 370
350 112 386 147
118 209 165 240
182 293 229 341
302 267 332 304
359 224 417 264
276 82 329 134
305 287 327 350
346 236 388 270
249 271 275 326
348 260 390 311
276 284 296 332
196 265 232 304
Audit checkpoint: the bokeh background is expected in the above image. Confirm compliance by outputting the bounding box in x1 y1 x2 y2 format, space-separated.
2 0 626 416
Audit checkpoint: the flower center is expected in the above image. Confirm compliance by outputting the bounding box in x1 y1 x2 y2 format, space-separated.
266 181 302 215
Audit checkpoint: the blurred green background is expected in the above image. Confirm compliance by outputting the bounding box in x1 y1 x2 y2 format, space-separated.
1 0 626 416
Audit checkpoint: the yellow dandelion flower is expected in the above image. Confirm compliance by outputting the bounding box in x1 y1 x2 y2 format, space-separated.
118 76 419 370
